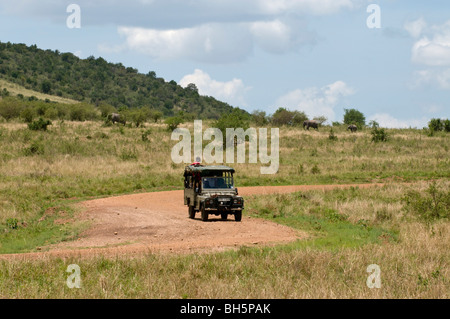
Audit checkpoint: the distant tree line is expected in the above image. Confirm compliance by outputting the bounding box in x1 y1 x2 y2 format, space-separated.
0 94 166 127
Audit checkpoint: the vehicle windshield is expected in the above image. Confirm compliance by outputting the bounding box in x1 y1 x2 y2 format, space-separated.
202 177 234 189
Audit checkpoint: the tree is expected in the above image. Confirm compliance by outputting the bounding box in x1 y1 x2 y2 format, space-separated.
149 109 163 123
313 116 328 126
186 83 199 95
271 108 294 126
41 81 51 94
251 110 268 126
444 119 450 132
292 111 309 126
128 109 148 127
343 108 365 128
214 108 251 146
165 116 184 131
215 108 250 133
428 118 444 132
98 103 116 118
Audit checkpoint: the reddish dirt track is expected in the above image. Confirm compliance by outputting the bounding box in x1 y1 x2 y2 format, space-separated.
0 183 385 260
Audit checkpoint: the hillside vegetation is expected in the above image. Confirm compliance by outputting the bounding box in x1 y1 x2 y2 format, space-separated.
0 41 234 118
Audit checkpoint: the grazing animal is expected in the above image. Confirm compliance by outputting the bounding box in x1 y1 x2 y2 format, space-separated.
303 120 319 130
109 113 126 125
347 124 357 133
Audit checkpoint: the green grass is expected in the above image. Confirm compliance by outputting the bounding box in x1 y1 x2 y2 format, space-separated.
245 186 400 252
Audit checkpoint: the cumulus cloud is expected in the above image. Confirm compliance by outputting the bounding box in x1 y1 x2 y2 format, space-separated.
406 19 450 91
254 0 356 16
275 81 355 121
115 18 316 63
367 113 427 129
179 69 251 107
1 0 358 63
408 20 450 66
117 23 254 63
0 0 360 27
411 68 450 90
404 18 427 38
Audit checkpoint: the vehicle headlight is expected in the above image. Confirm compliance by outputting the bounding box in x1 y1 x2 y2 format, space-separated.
234 198 242 204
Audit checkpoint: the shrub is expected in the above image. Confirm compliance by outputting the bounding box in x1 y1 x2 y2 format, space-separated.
402 182 449 223
20 107 35 123
69 103 98 121
24 141 45 155
6 218 18 230
0 97 23 120
311 164 321 174
444 119 450 132
328 128 338 141
165 116 184 131
370 122 388 142
28 117 52 131
428 118 444 132
98 103 116 118
141 129 152 142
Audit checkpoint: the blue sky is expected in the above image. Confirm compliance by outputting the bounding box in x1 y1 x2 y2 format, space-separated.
0 0 449 128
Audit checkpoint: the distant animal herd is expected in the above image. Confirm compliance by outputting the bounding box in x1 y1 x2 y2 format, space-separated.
107 113 358 133
302 120 358 133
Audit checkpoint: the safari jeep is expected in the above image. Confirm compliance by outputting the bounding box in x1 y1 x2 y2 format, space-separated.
184 164 244 222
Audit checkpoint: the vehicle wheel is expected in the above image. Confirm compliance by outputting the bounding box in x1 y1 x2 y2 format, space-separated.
234 211 242 222
221 213 228 220
201 206 209 221
188 205 195 219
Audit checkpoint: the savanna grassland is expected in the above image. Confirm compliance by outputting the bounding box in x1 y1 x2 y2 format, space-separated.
0 119 448 298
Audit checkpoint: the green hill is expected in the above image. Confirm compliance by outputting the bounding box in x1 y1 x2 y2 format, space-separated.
0 41 235 118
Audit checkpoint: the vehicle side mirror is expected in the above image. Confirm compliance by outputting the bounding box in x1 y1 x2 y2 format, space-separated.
235 188 238 195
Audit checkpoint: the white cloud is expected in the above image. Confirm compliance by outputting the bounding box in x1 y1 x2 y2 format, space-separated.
275 81 355 121
406 19 450 91
179 69 251 107
0 0 359 28
255 0 356 15
117 24 254 63
116 18 316 63
367 113 427 129
250 19 316 54
404 18 427 38
409 20 450 66
411 68 450 90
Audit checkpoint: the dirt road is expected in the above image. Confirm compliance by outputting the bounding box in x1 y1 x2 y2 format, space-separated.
0 183 383 260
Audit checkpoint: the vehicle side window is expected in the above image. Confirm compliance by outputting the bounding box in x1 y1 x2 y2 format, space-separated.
184 176 194 189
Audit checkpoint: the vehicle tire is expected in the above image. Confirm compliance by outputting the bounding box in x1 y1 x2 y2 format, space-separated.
234 211 242 222
201 205 209 221
221 213 228 220
188 205 195 219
